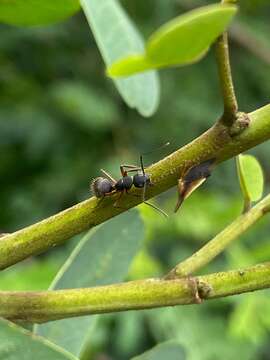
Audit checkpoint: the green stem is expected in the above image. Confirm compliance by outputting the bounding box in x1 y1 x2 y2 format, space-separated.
0 263 269 323
166 194 270 278
0 104 270 270
215 31 238 125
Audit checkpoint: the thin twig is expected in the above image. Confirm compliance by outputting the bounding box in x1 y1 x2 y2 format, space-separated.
166 193 270 279
215 32 238 125
0 263 270 323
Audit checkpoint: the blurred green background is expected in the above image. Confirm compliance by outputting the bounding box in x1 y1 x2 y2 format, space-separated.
1 0 270 359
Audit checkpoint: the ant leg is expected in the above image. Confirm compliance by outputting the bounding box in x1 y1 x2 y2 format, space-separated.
95 190 117 209
142 182 147 203
141 183 168 218
125 188 141 198
113 189 139 209
100 169 116 184
95 195 105 209
120 165 141 176
125 168 142 173
143 201 168 218
113 191 124 208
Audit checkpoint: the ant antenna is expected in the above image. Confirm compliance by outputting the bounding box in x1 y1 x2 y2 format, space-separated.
144 201 168 218
140 155 145 175
139 142 170 218
140 142 170 174
141 142 170 157
141 177 168 217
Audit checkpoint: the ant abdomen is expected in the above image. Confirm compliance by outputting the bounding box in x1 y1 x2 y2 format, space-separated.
91 177 113 198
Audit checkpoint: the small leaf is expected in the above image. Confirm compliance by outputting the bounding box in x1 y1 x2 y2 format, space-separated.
228 295 268 344
131 341 186 360
0 0 80 26
35 210 144 357
80 0 160 117
146 4 237 67
0 319 77 360
107 4 237 77
236 154 264 204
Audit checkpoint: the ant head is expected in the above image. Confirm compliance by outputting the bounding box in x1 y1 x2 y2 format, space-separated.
91 177 113 198
133 173 151 188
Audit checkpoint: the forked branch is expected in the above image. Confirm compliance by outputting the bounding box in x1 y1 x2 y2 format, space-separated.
0 105 270 270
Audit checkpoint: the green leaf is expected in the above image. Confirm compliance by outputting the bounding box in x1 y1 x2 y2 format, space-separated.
107 4 237 77
0 319 77 360
35 210 144 357
0 260 60 291
80 0 160 117
146 4 237 66
131 341 185 360
128 250 163 280
146 307 256 360
50 81 119 131
0 0 80 26
228 294 269 344
236 154 264 204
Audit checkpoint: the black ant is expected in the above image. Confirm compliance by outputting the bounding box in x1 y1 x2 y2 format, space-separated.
91 145 169 217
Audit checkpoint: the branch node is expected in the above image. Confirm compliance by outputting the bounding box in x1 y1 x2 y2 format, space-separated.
188 277 203 304
197 280 213 299
229 112 250 136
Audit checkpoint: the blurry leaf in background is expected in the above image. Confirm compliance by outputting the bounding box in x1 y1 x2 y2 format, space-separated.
229 292 270 345
0 260 60 291
80 0 160 117
0 319 77 360
230 20 270 67
226 243 255 270
35 209 144 357
236 154 264 206
173 192 241 241
132 340 185 360
107 4 237 76
128 249 163 280
0 0 80 26
113 312 146 357
50 81 119 131
146 306 257 360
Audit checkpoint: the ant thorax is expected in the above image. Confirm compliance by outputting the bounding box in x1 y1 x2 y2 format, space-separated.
115 175 133 191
